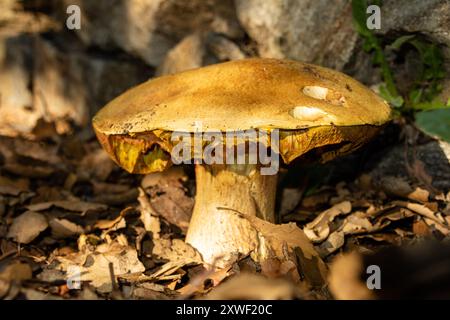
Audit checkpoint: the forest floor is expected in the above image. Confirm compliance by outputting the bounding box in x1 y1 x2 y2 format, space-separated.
1 120 449 300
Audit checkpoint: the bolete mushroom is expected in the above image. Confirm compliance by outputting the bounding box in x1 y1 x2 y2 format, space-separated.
92 58 391 265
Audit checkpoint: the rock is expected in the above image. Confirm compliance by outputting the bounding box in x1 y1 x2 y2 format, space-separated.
156 32 245 75
33 37 88 128
377 0 450 94
206 33 247 61
370 140 450 192
377 0 450 48
156 33 207 76
59 0 243 67
0 35 36 137
75 44 153 118
235 0 358 70
0 34 153 137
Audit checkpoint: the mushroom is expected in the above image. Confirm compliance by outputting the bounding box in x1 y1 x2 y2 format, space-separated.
92 58 391 265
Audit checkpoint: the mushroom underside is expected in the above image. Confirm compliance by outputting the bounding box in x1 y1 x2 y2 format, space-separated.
95 125 382 174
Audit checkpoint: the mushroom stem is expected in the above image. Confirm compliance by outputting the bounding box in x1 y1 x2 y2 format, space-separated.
185 163 277 266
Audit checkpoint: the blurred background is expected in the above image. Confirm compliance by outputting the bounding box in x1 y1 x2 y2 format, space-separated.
0 0 448 139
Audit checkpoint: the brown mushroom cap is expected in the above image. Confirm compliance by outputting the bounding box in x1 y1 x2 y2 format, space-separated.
93 58 391 134
92 58 392 174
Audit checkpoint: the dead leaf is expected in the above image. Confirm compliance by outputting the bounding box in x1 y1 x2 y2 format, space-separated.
0 277 9 299
0 175 29 194
408 187 429 203
177 265 232 297
0 261 33 282
7 211 48 243
138 188 160 238
122 259 194 284
204 273 303 300
424 217 450 236
78 148 115 181
132 285 172 300
412 218 432 236
393 201 447 227
317 231 345 257
152 238 202 264
142 169 193 233
0 185 25 197
141 167 187 189
341 211 377 235
3 163 54 178
304 201 352 242
94 207 133 231
60 240 145 293
328 252 374 300
26 200 107 215
241 214 328 288
49 218 84 239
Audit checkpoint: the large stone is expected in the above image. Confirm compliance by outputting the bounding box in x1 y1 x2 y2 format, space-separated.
377 0 450 48
0 35 36 137
235 0 358 70
370 140 450 192
0 34 153 137
376 0 450 100
156 33 206 76
156 32 246 76
59 0 243 67
33 37 88 127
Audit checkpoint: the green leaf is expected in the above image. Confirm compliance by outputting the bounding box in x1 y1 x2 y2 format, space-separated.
379 84 404 107
388 35 416 50
413 98 450 111
352 0 371 35
409 89 422 105
415 109 450 142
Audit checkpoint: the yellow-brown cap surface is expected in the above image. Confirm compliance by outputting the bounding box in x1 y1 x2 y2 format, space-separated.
93 58 391 135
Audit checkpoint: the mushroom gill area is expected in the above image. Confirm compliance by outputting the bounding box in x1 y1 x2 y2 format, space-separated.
93 125 382 174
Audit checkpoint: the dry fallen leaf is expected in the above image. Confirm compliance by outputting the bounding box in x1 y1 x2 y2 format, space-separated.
328 251 374 300
26 200 107 215
177 265 232 297
142 168 193 233
0 277 9 299
393 201 449 234
7 211 48 244
204 273 303 300
138 188 161 238
49 218 84 239
317 231 345 257
0 261 33 282
241 213 328 288
304 201 352 242
152 238 202 264
94 207 133 231
78 148 115 181
60 240 145 293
